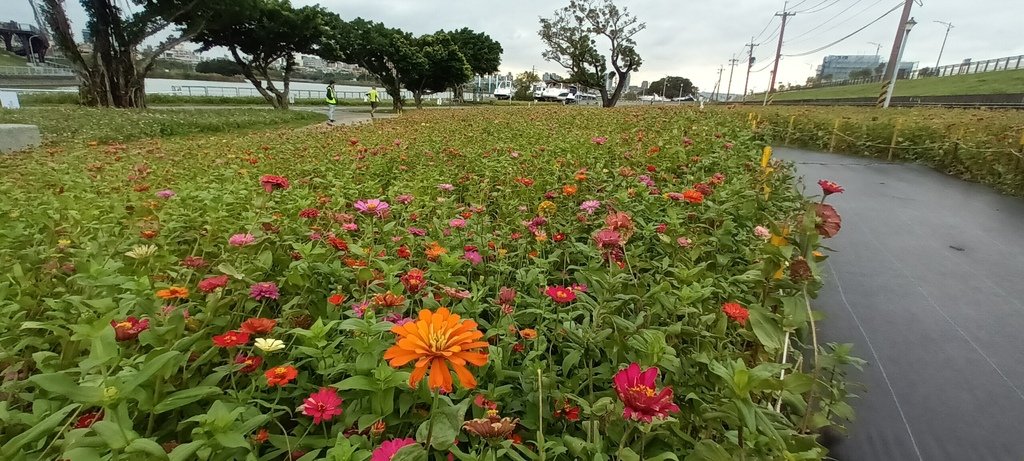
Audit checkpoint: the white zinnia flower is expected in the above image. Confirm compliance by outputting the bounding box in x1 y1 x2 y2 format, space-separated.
254 337 285 352
125 244 158 259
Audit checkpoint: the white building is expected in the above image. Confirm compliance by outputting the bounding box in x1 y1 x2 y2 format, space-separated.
161 44 199 64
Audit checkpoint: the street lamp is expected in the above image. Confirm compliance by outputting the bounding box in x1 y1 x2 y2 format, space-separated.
883 17 916 108
933 21 954 75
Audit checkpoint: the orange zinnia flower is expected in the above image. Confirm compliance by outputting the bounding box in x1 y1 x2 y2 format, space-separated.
383 307 489 393
425 242 448 262
562 185 578 196
373 292 406 308
265 365 298 387
156 286 190 300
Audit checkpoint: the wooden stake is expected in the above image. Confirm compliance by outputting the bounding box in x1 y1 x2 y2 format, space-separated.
888 119 902 161
784 115 796 145
828 119 841 153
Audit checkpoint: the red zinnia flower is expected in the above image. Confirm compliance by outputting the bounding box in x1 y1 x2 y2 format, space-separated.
400 268 427 294
198 274 229 293
682 189 704 204
815 203 842 238
327 235 349 251
259 175 289 193
299 208 321 219
327 293 346 305
612 363 680 423
265 365 298 387
300 387 343 424
240 317 276 335
111 317 149 341
818 179 844 196
397 245 411 259
234 353 263 373
553 232 566 242
545 286 576 304
251 428 269 445
181 256 207 268
721 302 750 326
75 409 104 429
474 394 498 410
212 330 250 347
553 399 580 422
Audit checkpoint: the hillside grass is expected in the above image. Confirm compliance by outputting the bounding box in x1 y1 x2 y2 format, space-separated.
0 50 29 67
748 68 1024 101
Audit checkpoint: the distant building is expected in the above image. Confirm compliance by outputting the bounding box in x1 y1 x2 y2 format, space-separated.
817 55 915 81
81 28 92 43
640 80 649 91
542 72 564 82
300 55 326 69
162 43 199 63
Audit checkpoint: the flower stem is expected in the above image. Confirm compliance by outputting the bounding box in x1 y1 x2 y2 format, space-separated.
537 368 546 461
424 390 440 451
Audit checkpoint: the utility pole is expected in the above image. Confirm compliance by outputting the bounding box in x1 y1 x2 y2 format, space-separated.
712 66 723 101
879 0 915 108
767 4 796 104
934 21 954 72
742 38 758 100
726 56 738 102
868 41 883 59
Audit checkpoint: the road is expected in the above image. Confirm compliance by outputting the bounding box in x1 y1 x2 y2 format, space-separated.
776 147 1024 461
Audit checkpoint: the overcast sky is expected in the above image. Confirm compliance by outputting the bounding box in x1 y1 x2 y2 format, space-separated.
8 0 1022 94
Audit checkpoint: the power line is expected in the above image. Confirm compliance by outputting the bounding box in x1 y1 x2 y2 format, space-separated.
758 23 782 46
751 16 777 43
786 0 875 43
793 0 842 14
783 2 903 57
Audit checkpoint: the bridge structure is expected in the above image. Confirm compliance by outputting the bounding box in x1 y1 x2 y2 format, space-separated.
0 21 49 63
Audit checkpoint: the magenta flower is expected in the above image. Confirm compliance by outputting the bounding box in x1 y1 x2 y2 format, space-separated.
352 301 370 318
612 363 680 423
438 183 455 191
228 233 255 246
371 438 417 461
407 227 426 237
155 189 175 199
299 387 343 424
591 136 608 145
249 282 279 300
354 199 390 218
593 228 622 249
395 194 414 205
449 218 467 228
579 200 601 214
463 249 482 265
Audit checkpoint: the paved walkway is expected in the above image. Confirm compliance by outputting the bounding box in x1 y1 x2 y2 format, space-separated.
776 147 1024 460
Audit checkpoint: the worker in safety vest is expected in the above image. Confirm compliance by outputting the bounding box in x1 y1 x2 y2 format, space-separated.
367 86 379 117
325 80 337 124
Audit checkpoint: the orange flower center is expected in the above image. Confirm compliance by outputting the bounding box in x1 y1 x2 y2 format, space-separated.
366 202 377 210
115 321 133 329
427 330 449 352
629 384 656 397
274 367 288 376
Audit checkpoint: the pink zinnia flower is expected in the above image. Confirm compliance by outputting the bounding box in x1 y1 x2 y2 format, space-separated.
395 194 414 204
463 249 482 265
228 233 255 246
677 237 692 248
299 387 343 424
591 136 608 145
354 199 390 217
249 282 279 300
156 189 175 199
579 200 601 214
571 284 588 293
545 286 576 304
371 438 417 461
342 223 359 232
612 363 680 423
259 175 289 193
438 183 454 191
198 274 229 293
593 228 622 249
818 179 844 196
352 301 370 318
181 256 207 269
754 226 771 239
682 137 694 146
449 218 467 228
407 227 426 237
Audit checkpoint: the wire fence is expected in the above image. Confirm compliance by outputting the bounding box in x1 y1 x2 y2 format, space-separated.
0 66 77 76
793 54 1024 91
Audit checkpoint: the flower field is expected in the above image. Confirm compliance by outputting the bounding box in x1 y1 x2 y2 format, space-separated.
0 106 855 460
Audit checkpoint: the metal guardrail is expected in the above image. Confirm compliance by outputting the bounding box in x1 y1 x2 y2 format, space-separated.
0 66 77 76
793 54 1024 92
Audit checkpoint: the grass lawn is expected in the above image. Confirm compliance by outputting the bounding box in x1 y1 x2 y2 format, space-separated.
0 107 323 144
749 68 1024 101
0 50 29 67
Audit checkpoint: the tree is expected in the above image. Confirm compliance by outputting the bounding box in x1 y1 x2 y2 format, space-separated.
325 19 423 111
193 0 339 109
513 70 540 101
40 0 210 108
443 28 502 102
848 68 873 79
195 57 243 76
539 0 644 107
404 33 471 108
647 76 693 99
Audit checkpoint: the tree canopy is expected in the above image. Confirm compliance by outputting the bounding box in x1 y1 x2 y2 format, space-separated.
404 32 472 108
539 0 644 107
443 28 502 77
193 0 340 109
647 76 695 99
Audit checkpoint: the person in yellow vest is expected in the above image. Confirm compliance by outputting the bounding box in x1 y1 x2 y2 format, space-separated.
325 80 337 124
366 86 379 117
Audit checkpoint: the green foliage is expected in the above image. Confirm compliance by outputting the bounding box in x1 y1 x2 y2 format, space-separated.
756 68 1024 101
404 33 472 107
648 76 696 99
0 106 855 460
514 71 541 101
194 58 244 77
539 0 645 107
443 28 503 77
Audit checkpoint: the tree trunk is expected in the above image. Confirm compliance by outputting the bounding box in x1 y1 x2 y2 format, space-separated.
605 70 629 108
413 91 423 109
386 86 403 111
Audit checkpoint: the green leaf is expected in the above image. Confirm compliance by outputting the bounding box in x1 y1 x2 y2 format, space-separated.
748 308 783 353
617 447 641 461
92 420 132 450
168 441 204 461
217 263 247 280
0 403 79 456
154 386 224 413
126 438 170 459
28 373 104 404
391 444 427 461
336 375 377 391
214 431 249 449
120 350 182 394
684 440 731 461
416 397 471 451
257 249 274 270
